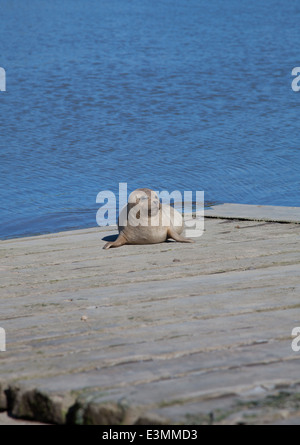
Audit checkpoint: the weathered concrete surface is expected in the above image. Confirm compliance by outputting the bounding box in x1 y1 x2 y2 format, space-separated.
0 209 300 424
205 203 300 223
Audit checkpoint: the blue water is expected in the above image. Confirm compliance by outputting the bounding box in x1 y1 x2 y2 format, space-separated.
1 0 300 239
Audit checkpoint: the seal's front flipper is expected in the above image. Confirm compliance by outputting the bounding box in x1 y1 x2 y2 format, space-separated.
167 227 195 244
103 233 127 249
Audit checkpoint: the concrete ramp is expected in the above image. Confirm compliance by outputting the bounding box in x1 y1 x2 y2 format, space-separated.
1 208 300 425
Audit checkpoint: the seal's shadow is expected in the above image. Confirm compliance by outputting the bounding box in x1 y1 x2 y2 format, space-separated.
102 234 118 242
101 234 175 243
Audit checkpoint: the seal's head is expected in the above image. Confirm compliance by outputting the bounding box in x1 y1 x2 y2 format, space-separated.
128 188 160 219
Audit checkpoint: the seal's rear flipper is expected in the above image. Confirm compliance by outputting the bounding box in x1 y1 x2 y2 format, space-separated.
167 227 194 244
103 233 127 249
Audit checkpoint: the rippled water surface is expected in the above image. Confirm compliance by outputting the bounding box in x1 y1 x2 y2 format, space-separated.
1 0 300 239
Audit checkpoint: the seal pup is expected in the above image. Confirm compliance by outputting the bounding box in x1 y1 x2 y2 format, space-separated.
103 188 194 249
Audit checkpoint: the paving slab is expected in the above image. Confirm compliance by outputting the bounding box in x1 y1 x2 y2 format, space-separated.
0 206 300 424
204 203 300 223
